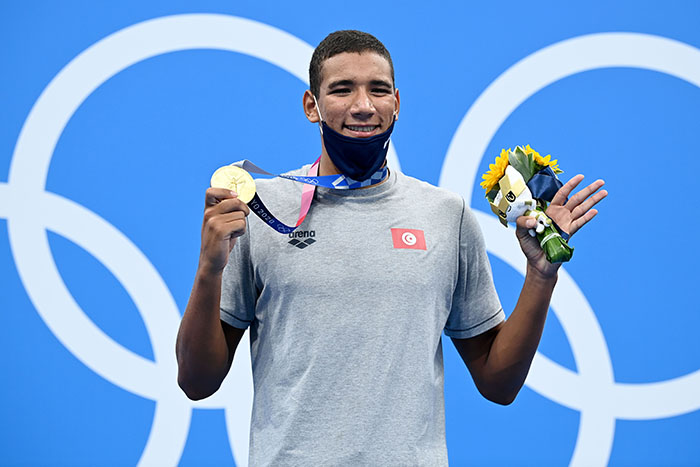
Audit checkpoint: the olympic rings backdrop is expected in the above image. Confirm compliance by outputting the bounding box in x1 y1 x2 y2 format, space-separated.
2 1 699 465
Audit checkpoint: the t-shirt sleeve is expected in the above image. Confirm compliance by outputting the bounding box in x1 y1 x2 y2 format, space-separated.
220 221 257 329
444 199 504 338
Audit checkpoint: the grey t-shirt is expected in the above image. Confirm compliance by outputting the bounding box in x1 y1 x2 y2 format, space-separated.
220 166 504 466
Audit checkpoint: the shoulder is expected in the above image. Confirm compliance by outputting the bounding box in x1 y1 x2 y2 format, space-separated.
394 171 486 240
395 170 465 213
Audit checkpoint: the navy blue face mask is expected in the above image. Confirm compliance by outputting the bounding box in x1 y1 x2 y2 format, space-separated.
315 96 396 181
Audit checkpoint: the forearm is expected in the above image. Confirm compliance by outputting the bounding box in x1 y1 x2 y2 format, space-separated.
481 265 557 403
176 266 230 400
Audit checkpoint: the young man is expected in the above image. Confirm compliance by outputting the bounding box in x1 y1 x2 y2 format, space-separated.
176 30 606 465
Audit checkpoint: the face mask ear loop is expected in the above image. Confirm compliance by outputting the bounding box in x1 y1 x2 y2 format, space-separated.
313 95 324 135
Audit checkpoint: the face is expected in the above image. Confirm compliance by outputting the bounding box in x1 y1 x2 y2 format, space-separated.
304 52 400 138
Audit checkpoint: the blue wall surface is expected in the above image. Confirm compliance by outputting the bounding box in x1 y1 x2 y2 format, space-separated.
2 1 699 465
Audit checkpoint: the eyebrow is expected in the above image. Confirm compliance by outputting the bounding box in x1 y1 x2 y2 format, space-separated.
327 79 393 89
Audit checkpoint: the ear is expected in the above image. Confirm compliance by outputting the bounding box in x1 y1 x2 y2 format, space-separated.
303 90 320 123
393 88 401 121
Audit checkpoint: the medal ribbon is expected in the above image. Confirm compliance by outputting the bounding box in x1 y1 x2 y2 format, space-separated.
238 157 388 234
233 159 388 190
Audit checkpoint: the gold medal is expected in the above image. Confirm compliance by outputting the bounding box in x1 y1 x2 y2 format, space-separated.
210 165 256 204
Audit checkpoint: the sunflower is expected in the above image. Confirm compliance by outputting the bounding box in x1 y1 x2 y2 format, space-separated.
480 148 510 192
523 144 562 174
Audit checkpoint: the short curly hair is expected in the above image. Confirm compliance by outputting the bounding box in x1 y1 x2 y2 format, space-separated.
309 30 395 98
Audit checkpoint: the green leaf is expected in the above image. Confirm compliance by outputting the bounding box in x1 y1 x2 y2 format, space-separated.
509 147 534 182
523 146 541 179
537 223 574 263
486 186 499 202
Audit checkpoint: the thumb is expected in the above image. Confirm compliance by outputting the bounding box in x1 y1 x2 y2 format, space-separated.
515 215 537 238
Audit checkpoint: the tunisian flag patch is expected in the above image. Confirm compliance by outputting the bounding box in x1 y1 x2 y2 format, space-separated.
391 228 427 250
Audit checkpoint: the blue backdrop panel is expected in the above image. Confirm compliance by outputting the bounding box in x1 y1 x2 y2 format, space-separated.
2 1 699 465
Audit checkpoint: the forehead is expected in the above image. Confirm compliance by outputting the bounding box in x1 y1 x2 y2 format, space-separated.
319 52 393 88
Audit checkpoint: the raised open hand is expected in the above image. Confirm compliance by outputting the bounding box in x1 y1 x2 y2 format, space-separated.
546 174 608 236
515 174 607 278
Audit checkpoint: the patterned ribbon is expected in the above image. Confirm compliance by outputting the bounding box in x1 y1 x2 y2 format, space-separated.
237 157 388 234
233 159 388 190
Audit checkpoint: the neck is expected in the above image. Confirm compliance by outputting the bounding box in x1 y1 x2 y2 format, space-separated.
318 152 340 177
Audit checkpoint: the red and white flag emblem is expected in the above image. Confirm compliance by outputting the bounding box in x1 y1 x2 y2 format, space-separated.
391 228 426 250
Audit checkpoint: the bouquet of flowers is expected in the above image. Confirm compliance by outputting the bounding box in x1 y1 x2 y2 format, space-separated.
481 145 573 263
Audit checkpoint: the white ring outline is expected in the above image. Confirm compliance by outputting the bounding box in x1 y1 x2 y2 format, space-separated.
440 33 700 466
1 13 400 466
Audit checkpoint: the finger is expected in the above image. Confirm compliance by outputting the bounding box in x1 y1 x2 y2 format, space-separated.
217 210 247 224
516 215 537 230
565 179 606 211
225 218 248 239
570 188 608 220
215 216 248 240
515 215 538 240
569 208 599 235
203 212 247 240
209 197 251 217
550 174 584 206
205 187 238 207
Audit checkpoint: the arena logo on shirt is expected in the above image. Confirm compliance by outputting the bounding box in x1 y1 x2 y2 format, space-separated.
391 228 426 250
288 230 316 249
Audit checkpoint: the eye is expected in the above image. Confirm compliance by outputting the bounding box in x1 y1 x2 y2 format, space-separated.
329 88 351 94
